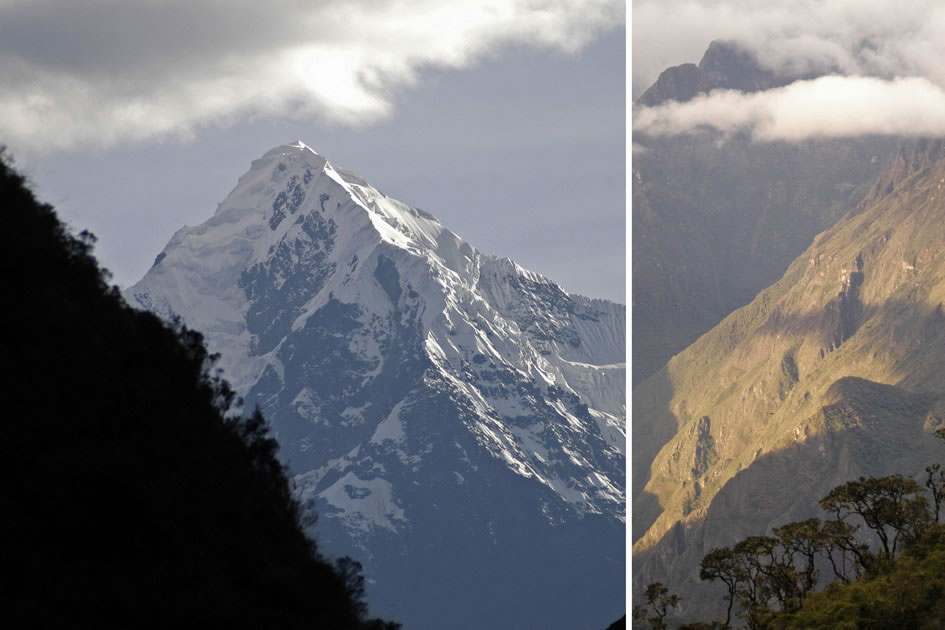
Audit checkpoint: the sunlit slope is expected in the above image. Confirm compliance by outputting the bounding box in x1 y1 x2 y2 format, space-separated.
634 137 945 560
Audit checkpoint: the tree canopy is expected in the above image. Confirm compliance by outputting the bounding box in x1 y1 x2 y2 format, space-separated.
638 425 945 629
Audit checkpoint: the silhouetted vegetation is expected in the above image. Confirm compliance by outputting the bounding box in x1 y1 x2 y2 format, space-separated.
638 429 945 629
2 149 398 627
607 614 628 629
633 583 681 629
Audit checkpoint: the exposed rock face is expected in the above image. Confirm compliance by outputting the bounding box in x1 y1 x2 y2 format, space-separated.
126 142 626 630
636 63 705 107
632 138 945 620
637 40 784 107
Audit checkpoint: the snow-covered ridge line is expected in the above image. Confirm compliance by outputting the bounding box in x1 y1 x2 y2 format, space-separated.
127 139 624 424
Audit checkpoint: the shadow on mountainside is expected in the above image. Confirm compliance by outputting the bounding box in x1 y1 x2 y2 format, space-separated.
632 366 679 542
753 295 945 387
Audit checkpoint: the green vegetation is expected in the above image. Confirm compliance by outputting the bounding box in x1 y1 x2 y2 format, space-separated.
637 430 945 629
2 148 398 627
769 531 945 629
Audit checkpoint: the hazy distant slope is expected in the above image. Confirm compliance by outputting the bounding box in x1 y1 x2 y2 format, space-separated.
632 41 899 383
632 138 945 618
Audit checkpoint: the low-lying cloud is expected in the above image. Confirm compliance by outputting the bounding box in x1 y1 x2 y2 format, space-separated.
0 0 623 152
633 75 945 141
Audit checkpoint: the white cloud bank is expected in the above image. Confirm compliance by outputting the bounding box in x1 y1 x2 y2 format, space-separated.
633 75 945 141
0 0 624 152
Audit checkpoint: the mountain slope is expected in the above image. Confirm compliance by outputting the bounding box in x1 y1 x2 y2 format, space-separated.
632 138 945 618
126 142 626 629
632 41 900 384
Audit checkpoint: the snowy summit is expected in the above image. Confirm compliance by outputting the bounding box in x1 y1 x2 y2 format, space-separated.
126 142 625 629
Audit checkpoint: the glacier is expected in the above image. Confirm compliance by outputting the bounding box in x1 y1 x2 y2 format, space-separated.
126 141 625 629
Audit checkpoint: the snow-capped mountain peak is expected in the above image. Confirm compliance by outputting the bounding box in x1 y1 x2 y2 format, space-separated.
125 142 625 629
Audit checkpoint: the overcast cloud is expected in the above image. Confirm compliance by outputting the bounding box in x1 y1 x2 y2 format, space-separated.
0 0 623 152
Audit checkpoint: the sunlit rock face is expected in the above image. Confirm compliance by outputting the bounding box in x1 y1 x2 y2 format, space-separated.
633 138 945 621
127 141 626 630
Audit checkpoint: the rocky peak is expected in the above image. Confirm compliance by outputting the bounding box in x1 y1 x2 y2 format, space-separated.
636 40 779 107
697 40 778 93
635 63 703 107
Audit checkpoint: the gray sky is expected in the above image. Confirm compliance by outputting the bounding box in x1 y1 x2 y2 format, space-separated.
4 1 625 303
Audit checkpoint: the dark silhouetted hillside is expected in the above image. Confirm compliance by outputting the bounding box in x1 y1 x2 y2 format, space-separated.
1 149 398 628
607 613 627 628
